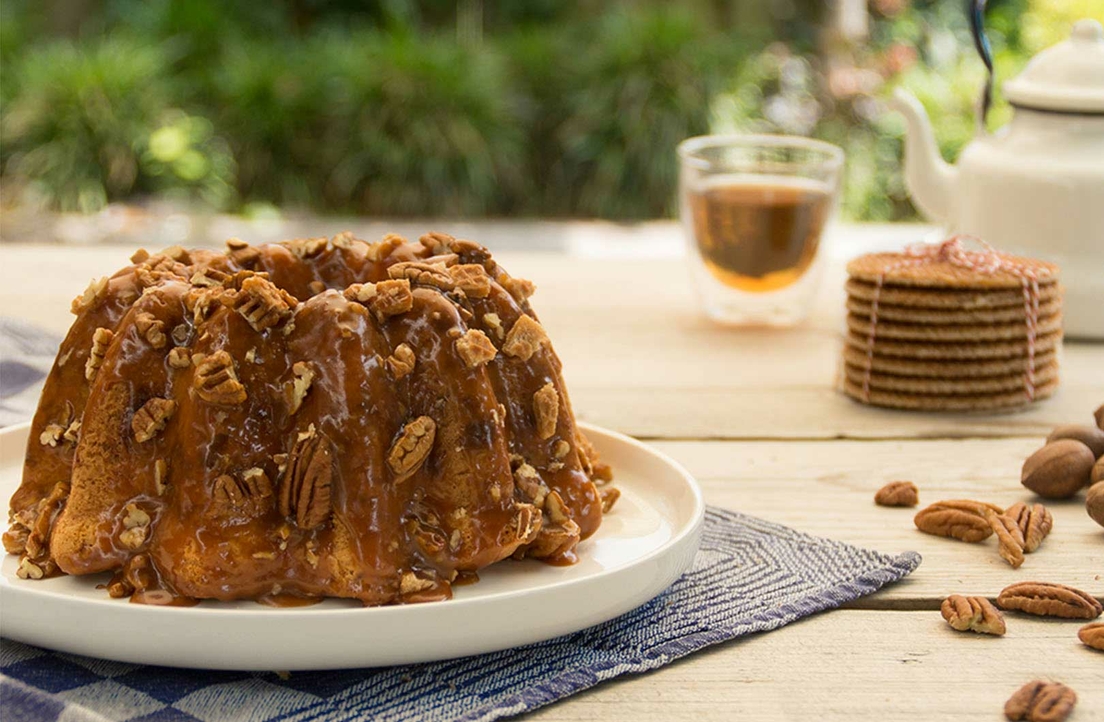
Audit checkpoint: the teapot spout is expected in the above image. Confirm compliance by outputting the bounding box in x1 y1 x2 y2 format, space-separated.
889 89 958 224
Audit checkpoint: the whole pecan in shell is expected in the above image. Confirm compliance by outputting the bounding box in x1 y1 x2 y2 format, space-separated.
997 582 1103 620
1021 440 1095 499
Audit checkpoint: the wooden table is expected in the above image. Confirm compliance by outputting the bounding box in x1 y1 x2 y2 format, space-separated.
2 221 1102 720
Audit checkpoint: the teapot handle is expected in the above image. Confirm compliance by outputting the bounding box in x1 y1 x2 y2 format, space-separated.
968 0 994 132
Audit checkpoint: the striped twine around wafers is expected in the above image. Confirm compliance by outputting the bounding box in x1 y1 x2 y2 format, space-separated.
860 236 1047 403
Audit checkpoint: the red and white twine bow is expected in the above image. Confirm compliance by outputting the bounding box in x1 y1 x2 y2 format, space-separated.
861 236 1046 402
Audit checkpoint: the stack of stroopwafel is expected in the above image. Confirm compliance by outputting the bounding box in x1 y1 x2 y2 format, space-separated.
840 238 1062 412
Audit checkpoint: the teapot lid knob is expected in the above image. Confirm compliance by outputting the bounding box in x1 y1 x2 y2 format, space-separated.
1071 19 1103 43
1003 18 1104 114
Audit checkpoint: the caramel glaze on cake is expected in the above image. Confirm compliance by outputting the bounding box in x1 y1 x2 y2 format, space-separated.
3 231 616 606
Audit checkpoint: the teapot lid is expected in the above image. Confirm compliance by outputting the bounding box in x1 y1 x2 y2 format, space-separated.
1003 19 1104 114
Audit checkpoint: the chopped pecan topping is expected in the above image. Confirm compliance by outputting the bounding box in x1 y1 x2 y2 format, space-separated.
39 423 65 447
449 264 491 297
130 248 151 263
455 329 497 369
387 416 436 482
229 276 296 332
941 594 1006 635
119 503 151 549
502 315 548 361
330 231 360 249
308 280 326 296
154 459 168 495
1005 681 1077 722
407 517 447 557
226 237 249 250
514 503 543 545
287 362 315 414
131 397 177 443
1079 621 1104 651
987 510 1026 569
449 529 462 553
185 287 220 324
167 347 191 369
63 420 80 443
998 582 1103 619
24 481 70 561
514 463 549 508
387 343 416 379
419 231 456 256
400 571 437 596
913 500 1003 543
366 233 405 261
483 312 504 340
171 323 189 345
193 350 247 405
1005 501 1053 553
344 283 377 303
160 245 190 263
552 439 571 460
227 238 261 267
526 518 580 560
214 468 273 517
3 523 29 555
533 382 559 440
501 275 536 303
17 558 45 579
425 253 459 267
279 426 334 530
874 480 919 507
85 327 114 380
286 236 329 259
544 490 569 525
71 276 109 315
388 261 455 291
600 486 620 513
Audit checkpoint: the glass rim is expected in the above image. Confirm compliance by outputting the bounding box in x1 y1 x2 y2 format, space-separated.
677 133 845 172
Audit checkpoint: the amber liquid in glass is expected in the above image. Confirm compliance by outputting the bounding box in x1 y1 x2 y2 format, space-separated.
688 178 831 293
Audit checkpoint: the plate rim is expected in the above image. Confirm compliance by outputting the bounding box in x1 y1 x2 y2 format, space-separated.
0 420 704 668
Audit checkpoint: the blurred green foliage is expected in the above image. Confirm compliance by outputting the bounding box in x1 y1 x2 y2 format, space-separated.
1 0 1100 220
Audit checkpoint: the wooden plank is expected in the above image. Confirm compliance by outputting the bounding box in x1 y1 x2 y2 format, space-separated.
648 438 1104 604
528 610 1104 721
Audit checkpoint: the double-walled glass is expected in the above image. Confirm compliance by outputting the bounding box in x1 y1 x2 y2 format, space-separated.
678 135 844 326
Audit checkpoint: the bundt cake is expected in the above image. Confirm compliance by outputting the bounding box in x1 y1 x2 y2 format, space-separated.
4 231 617 606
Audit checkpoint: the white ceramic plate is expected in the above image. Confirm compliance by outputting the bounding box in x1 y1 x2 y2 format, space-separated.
0 421 703 670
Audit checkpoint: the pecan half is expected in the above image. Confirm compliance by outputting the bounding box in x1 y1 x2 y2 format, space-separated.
1004 681 1077 722
229 276 296 332
287 361 314 414
941 594 1006 635
71 276 109 315
369 279 414 319
84 327 114 380
134 311 167 349
388 261 455 291
987 510 1026 569
502 315 549 361
533 382 559 440
213 468 273 517
914 500 1002 543
997 582 1103 620
279 426 334 530
387 343 416 379
874 480 919 507
544 490 569 525
131 397 176 443
1078 621 1104 651
193 350 247 405
455 329 497 368
448 264 491 297
387 416 436 482
1005 502 1053 553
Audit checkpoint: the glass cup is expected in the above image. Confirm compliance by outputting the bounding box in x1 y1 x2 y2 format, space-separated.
677 134 844 326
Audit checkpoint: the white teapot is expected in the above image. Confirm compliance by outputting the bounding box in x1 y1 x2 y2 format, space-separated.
891 19 1104 339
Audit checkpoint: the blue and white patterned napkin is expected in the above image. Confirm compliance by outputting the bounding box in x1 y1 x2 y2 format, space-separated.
0 318 922 722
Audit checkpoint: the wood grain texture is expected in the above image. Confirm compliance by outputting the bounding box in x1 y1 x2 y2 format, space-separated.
650 438 1104 605
529 611 1104 721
